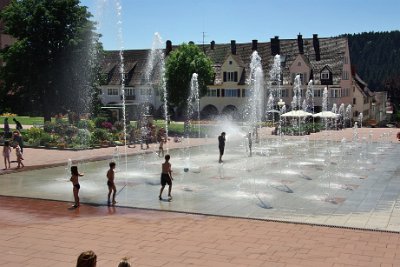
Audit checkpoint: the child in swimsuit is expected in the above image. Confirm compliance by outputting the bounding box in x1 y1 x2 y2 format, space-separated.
70 166 83 208
159 154 173 200
107 162 117 205
14 143 24 168
2 140 11 169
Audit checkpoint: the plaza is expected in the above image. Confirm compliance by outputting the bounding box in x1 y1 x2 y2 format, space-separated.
1 127 400 266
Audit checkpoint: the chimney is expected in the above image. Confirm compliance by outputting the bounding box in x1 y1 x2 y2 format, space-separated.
270 36 280 56
252 39 258 51
313 34 320 61
210 40 215 50
165 40 172 55
297 34 304 54
231 40 236 55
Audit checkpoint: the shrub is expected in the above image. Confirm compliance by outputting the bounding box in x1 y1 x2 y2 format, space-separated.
71 129 91 148
94 117 108 128
92 128 110 143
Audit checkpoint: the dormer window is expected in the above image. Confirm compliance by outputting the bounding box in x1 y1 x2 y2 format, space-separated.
320 66 333 85
321 70 329 80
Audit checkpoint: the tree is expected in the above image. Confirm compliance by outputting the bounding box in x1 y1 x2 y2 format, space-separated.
0 0 102 121
165 43 214 116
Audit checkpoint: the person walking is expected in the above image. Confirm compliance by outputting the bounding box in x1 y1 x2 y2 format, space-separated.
70 166 84 208
106 162 117 205
12 130 24 154
159 154 173 201
13 118 23 131
2 140 11 169
3 118 10 138
218 132 226 163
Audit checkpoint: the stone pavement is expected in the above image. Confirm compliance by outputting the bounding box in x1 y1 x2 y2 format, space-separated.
1 127 400 266
1 196 400 267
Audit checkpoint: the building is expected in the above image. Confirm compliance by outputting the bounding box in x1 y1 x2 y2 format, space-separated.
99 35 382 124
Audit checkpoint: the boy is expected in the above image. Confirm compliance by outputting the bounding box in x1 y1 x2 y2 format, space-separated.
107 162 117 205
159 154 173 201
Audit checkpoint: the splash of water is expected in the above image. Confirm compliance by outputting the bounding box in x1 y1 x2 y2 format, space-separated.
306 80 314 113
246 51 264 129
145 32 169 137
187 73 200 138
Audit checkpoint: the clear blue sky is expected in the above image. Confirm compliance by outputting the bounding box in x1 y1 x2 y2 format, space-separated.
80 0 400 51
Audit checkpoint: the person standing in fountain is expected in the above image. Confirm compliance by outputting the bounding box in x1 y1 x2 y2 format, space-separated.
70 166 83 208
159 154 173 201
107 162 117 205
218 132 226 163
247 132 252 157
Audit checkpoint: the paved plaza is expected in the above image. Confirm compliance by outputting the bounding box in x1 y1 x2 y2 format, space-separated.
1 127 400 266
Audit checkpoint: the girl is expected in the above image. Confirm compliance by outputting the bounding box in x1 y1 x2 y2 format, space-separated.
3 140 11 169
14 143 24 168
70 166 84 208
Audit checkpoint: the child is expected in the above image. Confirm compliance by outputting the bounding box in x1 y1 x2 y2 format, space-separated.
14 142 24 168
2 140 11 169
158 136 165 157
70 166 83 208
159 154 173 201
107 162 117 205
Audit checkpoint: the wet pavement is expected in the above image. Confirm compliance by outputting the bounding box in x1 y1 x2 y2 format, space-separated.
1 127 400 266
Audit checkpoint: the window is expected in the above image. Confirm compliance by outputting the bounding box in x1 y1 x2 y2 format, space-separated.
224 89 239 97
292 73 306 85
341 88 349 97
330 89 340 98
342 71 349 80
223 71 238 82
353 98 356 105
124 88 135 96
207 89 218 97
107 88 119 95
281 89 289 97
314 89 321 97
321 70 330 80
297 62 301 66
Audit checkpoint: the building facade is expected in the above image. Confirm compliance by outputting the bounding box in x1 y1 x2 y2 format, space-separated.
99 35 382 124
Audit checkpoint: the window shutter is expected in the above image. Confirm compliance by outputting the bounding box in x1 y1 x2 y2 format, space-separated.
221 89 225 97
223 72 227 82
234 72 238 82
217 89 220 97
237 89 240 97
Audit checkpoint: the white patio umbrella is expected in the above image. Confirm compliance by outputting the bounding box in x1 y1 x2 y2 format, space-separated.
312 111 339 118
281 110 313 118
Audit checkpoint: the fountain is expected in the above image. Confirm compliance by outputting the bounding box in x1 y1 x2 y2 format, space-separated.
145 32 169 137
2 13 400 231
246 51 265 139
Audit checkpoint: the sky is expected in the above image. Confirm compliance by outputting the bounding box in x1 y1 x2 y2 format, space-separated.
80 0 400 51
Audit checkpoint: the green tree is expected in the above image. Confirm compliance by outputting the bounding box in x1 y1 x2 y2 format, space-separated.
165 43 214 116
0 0 102 121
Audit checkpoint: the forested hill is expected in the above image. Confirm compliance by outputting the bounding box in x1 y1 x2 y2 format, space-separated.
344 31 400 94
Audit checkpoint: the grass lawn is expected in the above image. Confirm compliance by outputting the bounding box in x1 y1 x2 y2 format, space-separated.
0 116 46 126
